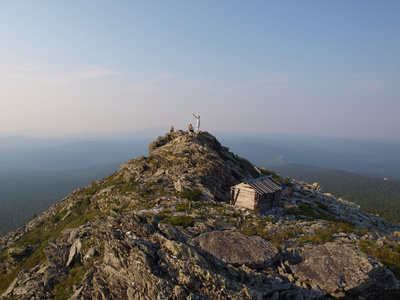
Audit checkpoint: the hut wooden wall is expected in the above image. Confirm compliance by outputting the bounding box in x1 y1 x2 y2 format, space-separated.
258 193 271 212
274 190 282 207
232 183 256 210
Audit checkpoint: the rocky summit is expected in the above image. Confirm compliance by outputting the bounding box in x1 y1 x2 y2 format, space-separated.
1 131 400 300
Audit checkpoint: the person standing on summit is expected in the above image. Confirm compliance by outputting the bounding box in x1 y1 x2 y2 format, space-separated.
193 114 200 133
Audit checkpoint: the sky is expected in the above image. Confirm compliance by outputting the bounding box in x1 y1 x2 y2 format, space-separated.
1 1 399 139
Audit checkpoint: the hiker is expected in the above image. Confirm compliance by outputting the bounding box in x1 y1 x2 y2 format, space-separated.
282 182 287 197
186 124 194 134
193 114 200 133
169 125 174 133
288 187 295 204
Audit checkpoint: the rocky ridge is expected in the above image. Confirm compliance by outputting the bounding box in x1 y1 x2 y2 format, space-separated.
0 131 399 300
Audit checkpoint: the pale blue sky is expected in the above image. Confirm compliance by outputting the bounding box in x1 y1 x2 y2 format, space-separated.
1 1 399 139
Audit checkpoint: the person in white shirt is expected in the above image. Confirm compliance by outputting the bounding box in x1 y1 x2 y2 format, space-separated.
193 114 200 133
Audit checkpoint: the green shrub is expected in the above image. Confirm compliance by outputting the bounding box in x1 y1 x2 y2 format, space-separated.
197 211 207 218
240 221 266 238
83 181 100 195
315 201 329 211
50 213 61 223
176 202 189 212
119 180 140 193
103 173 126 187
259 169 291 186
178 189 201 201
260 169 277 177
161 216 196 228
111 203 131 213
288 202 335 221
334 221 355 234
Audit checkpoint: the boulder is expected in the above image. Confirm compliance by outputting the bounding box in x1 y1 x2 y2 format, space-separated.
66 239 82 267
291 242 399 298
8 246 33 257
193 230 280 268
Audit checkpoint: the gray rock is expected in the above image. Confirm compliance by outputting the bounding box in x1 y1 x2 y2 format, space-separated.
193 230 280 268
0 277 18 299
66 239 82 267
291 242 399 298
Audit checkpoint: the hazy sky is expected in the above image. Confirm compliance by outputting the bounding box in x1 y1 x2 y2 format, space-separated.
1 1 399 139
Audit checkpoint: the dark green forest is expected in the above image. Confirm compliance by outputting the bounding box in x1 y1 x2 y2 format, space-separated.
0 165 119 236
271 164 400 224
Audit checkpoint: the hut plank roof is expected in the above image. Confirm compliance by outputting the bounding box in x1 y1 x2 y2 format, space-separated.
230 176 283 212
245 177 282 195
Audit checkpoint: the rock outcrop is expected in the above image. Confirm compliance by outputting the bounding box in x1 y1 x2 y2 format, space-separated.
0 131 399 299
121 130 261 201
291 242 399 299
193 230 280 268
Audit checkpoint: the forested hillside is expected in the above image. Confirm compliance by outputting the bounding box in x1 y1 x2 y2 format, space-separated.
0 136 150 237
271 164 400 223
0 165 119 236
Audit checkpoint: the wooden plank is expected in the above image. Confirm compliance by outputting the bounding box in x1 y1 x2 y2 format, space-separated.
235 202 254 210
258 201 271 211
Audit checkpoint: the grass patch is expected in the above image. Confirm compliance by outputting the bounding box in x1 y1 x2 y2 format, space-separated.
238 219 296 250
295 221 357 246
240 221 266 237
358 240 400 279
53 263 87 299
298 226 334 245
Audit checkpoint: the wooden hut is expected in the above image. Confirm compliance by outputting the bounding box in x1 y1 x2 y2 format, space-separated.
230 176 282 212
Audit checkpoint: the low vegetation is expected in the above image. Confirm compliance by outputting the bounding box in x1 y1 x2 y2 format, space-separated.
53 263 87 300
358 240 400 279
160 215 196 228
177 189 202 201
272 164 400 223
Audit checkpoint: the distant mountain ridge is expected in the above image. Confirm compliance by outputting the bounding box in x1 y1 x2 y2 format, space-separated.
0 138 149 170
218 134 400 180
2 132 400 178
